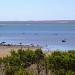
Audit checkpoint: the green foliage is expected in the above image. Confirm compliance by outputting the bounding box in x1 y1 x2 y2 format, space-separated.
18 49 36 67
66 70 75 75
0 57 2 63
15 69 27 75
5 66 15 75
34 49 45 75
34 49 44 62
2 49 42 75
15 69 37 75
48 50 75 74
1 49 75 75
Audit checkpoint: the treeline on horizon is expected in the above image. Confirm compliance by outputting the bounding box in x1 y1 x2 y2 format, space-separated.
0 20 75 24
0 49 75 75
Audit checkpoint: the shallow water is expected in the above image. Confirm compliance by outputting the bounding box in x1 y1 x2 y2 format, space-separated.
0 23 75 50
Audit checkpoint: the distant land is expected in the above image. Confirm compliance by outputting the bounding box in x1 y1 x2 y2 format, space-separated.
0 20 75 24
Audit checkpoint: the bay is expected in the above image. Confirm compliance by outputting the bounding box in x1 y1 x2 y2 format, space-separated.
0 23 75 50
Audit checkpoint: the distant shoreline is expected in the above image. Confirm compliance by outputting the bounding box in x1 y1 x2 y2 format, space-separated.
0 20 75 24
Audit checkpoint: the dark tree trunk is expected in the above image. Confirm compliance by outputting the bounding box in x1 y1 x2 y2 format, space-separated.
45 63 48 75
37 63 40 75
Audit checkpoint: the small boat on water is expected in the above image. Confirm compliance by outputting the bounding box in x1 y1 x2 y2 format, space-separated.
62 39 66 42
54 33 58 35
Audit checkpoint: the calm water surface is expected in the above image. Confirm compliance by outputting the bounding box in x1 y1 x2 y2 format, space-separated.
0 23 75 50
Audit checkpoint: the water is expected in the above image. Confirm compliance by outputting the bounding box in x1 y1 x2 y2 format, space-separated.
0 23 75 50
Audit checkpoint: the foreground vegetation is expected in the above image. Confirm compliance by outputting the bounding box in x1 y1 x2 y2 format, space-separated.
0 49 75 75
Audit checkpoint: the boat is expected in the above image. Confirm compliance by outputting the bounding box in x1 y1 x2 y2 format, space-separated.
62 39 66 42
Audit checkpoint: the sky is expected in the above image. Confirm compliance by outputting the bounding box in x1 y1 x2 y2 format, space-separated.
0 0 75 21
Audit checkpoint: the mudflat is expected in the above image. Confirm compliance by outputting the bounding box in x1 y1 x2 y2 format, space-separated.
0 44 41 57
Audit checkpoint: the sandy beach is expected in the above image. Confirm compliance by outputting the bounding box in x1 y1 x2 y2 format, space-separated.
0 44 42 57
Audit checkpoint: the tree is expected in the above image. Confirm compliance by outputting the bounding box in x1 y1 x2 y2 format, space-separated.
34 49 44 75
18 49 35 68
42 56 49 75
48 50 75 75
